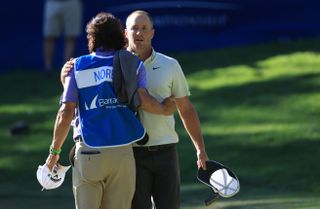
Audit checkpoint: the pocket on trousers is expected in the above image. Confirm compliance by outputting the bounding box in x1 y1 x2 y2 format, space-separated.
76 151 104 182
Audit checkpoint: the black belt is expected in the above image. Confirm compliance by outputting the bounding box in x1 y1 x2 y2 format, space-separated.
74 136 175 151
133 143 176 151
74 136 82 142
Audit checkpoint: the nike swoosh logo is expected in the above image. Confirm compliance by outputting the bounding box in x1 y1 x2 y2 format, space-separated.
153 66 160 70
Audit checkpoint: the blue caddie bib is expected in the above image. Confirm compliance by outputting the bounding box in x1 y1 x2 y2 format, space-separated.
74 52 145 148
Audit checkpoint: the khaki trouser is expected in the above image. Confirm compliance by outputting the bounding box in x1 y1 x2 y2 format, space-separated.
73 142 135 209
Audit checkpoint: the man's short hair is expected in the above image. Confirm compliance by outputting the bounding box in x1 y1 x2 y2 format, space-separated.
126 10 154 29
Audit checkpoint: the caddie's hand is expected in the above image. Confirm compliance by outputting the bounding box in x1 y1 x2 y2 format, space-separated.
60 58 75 86
162 95 176 115
46 154 60 171
197 149 209 170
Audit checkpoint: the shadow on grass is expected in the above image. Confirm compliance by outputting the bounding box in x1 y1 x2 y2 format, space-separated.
0 71 62 104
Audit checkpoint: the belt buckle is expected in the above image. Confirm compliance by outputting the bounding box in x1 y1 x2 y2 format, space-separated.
147 146 158 151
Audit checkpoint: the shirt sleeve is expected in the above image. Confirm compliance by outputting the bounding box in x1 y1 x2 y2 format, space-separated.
172 60 191 98
137 60 147 89
61 68 78 103
130 60 146 110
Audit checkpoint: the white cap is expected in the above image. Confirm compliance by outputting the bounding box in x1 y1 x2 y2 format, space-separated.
36 163 71 190
209 168 239 197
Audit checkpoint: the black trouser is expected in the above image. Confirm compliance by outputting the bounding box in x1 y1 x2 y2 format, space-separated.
132 143 180 209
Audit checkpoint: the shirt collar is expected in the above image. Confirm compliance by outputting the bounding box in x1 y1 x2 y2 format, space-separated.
126 48 156 64
144 48 156 64
94 48 114 57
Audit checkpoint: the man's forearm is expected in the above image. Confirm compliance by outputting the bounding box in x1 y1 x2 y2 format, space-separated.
137 88 164 114
178 101 208 169
178 105 206 151
51 103 75 150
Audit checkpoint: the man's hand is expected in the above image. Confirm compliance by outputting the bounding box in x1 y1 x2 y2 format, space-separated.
162 96 176 115
46 154 60 171
60 58 74 86
197 149 209 170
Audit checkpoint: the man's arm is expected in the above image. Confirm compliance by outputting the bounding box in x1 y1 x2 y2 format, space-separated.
137 88 176 115
46 102 76 171
175 96 208 169
60 60 176 115
136 61 176 115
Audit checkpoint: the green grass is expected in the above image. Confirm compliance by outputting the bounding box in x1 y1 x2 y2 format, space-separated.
1 38 320 208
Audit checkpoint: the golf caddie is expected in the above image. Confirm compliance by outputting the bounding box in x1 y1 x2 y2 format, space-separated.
42 12 175 209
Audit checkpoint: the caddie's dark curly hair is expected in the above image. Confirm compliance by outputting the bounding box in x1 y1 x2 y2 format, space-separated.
86 12 126 53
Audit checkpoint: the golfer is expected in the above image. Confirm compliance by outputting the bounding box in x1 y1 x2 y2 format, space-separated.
125 10 209 209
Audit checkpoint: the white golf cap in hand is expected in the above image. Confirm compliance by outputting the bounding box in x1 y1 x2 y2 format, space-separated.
36 163 71 190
